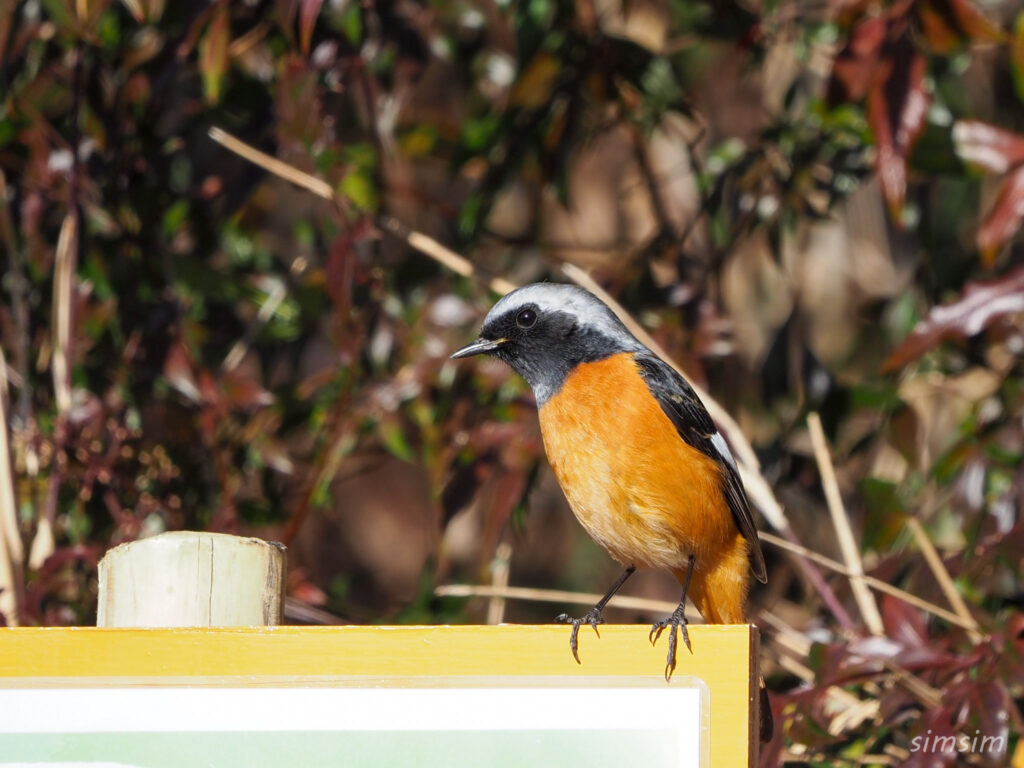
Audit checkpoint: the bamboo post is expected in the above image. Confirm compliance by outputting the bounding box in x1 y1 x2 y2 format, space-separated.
97 531 286 627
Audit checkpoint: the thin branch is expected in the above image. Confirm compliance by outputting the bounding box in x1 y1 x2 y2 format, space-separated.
435 583 682 615
0 349 23 625
0 170 30 429
207 128 517 297
208 127 335 199
487 541 512 625
807 412 884 635
41 45 85 572
905 517 983 642
760 532 979 631
630 123 674 238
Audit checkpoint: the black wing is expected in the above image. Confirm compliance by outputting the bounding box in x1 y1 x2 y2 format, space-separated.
634 352 767 583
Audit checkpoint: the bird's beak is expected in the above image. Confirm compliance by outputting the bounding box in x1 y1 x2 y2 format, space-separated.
450 337 506 359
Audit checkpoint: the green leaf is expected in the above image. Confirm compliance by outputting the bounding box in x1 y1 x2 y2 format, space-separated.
339 168 378 211
337 3 362 46
462 115 500 152
1013 11 1024 103
381 421 414 461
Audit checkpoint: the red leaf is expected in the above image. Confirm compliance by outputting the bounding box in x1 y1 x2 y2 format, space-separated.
222 367 274 410
977 165 1024 264
953 120 1024 174
866 44 929 218
882 265 1024 371
163 340 200 403
896 53 930 152
198 2 230 105
969 682 1011 761
868 80 906 216
299 0 323 55
829 16 887 102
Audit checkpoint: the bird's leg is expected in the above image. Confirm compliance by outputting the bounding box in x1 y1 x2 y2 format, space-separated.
650 554 695 681
555 565 636 664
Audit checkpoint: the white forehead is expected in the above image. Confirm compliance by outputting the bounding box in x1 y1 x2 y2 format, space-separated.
486 283 639 343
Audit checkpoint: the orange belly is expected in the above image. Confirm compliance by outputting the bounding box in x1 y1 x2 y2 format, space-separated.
538 353 739 572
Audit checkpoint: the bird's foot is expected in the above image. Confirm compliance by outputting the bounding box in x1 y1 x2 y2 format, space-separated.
649 603 692 681
555 606 605 664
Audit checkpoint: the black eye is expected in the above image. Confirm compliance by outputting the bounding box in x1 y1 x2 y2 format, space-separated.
516 308 537 328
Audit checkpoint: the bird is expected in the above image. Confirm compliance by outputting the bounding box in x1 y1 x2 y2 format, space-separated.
452 282 772 740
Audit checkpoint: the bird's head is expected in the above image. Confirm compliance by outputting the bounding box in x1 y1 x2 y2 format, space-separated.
451 283 644 404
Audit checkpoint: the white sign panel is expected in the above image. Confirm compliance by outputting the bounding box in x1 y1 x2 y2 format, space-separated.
0 685 705 767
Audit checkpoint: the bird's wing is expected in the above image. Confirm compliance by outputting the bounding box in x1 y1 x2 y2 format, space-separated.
634 352 767 583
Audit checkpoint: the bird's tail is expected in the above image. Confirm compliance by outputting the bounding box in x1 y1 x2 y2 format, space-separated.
674 546 773 743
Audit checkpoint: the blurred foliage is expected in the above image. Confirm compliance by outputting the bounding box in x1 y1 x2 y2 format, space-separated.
1 0 1023 764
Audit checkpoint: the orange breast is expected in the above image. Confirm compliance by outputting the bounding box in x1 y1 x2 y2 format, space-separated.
537 353 738 571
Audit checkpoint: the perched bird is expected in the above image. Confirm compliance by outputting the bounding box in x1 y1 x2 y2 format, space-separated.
452 283 771 738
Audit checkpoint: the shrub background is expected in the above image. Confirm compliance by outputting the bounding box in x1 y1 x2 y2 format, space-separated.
1 0 1023 764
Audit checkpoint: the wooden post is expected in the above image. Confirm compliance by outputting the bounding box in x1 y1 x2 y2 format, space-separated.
97 531 286 627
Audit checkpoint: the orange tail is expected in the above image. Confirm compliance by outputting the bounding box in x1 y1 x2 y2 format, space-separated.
676 532 773 742
679 530 751 625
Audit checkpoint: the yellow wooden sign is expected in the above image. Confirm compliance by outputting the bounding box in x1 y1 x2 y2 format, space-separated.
0 624 759 766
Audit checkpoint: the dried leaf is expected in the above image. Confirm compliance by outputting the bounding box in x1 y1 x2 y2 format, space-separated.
119 0 144 23
143 0 165 22
918 0 962 53
977 165 1024 264
953 120 1024 174
510 52 561 109
163 340 200 402
299 0 323 55
198 2 230 105
882 265 1024 371
947 0 1005 44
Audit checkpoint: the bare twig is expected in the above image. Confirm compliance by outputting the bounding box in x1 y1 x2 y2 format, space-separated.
51 213 78 415
760 610 881 733
377 216 517 295
760 531 976 631
0 349 23 625
487 541 512 625
435 583 682 615
0 171 30 428
208 127 335 199
39 44 86 571
807 412 884 635
905 517 983 642
222 277 287 371
207 127 517 296
630 124 674 238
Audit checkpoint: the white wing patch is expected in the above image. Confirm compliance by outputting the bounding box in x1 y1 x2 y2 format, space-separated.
710 431 737 470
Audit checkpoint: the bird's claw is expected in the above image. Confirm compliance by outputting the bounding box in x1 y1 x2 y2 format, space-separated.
555 607 605 664
649 605 692 681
